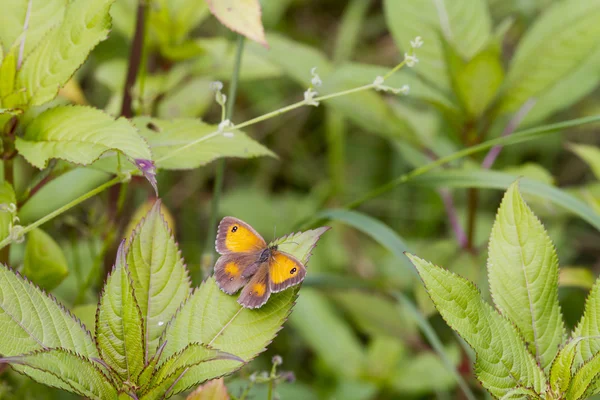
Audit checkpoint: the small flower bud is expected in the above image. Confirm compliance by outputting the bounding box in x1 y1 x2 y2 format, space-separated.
310 67 322 87
410 36 424 49
404 53 419 67
209 81 223 92
272 355 283 366
303 88 319 107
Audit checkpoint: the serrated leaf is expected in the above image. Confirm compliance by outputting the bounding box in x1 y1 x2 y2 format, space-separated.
0 0 67 59
487 182 564 370
96 242 145 382
567 351 600 399
270 226 330 264
549 339 580 394
10 0 115 107
0 182 16 242
16 106 152 169
569 143 600 181
23 228 69 291
207 0 267 47
0 349 117 399
573 278 600 367
126 200 191 360
499 0 600 114
407 254 546 397
383 0 491 90
0 264 97 357
136 117 275 170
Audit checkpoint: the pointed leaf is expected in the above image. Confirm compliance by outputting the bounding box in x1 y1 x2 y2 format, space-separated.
126 200 191 360
0 182 16 242
567 351 600 399
487 182 564 370
0 264 97 357
16 105 152 169
407 254 546 398
573 277 600 366
549 339 580 394
0 349 117 399
10 0 115 107
499 0 600 114
160 227 328 387
96 242 145 382
23 228 69 291
383 0 492 90
207 0 267 47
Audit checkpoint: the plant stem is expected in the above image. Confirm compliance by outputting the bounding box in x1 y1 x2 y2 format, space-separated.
121 0 148 118
199 35 246 281
0 177 122 251
466 188 478 251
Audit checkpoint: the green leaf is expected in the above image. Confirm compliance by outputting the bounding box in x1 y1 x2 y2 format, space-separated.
455 48 504 116
383 0 492 90
487 182 564 370
0 349 117 399
135 117 275 170
0 0 68 59
0 263 97 357
0 182 16 242
569 143 600 181
146 343 241 396
23 228 69 291
289 288 365 379
9 0 115 107
207 0 267 47
549 339 580 394
567 351 600 399
407 254 546 397
560 267 596 290
499 0 600 114
126 200 191 360
573 278 600 366
19 167 111 224
16 106 152 169
96 242 145 382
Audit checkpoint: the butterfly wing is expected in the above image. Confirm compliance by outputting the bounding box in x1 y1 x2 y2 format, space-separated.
215 216 267 255
268 250 306 293
237 264 271 309
214 252 262 294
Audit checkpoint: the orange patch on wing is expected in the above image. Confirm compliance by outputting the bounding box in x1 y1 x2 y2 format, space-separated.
225 224 265 252
269 252 300 284
252 282 266 296
225 262 240 277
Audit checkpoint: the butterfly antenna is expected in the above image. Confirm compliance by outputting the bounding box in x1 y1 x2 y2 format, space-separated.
273 225 277 240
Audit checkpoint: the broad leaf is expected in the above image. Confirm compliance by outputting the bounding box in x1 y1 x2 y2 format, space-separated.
573 278 600 366
23 228 69 291
487 182 564 370
8 0 115 107
96 242 145 382
569 143 600 180
0 182 16 242
150 344 241 390
207 0 267 47
407 254 547 397
383 0 492 90
0 264 97 357
160 227 329 385
16 106 152 169
0 349 117 399
0 0 67 59
126 200 191 360
567 351 600 399
499 0 600 114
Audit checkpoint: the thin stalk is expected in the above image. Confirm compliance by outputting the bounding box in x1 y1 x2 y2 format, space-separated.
0 177 122 250
121 0 148 118
199 36 246 281
466 188 478 251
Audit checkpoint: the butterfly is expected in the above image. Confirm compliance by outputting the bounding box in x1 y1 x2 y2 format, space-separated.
214 216 315 309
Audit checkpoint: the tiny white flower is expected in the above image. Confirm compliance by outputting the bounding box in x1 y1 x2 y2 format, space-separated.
373 76 410 95
218 119 234 132
404 53 419 67
216 92 227 106
398 84 410 95
373 76 385 90
158 321 164 326
9 225 24 244
209 81 223 92
410 36 423 49
223 131 235 138
303 88 319 107
311 67 322 87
